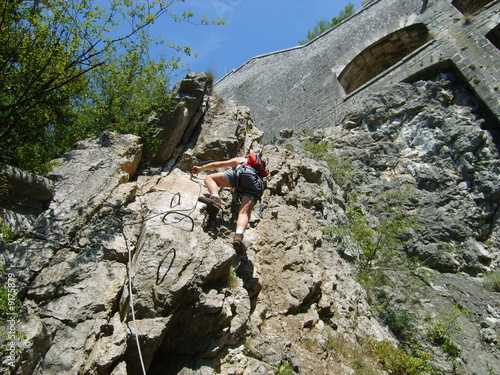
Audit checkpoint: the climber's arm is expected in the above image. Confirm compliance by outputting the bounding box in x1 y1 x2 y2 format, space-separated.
192 157 246 174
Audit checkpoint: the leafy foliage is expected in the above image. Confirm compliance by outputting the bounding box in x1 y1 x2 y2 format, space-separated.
302 139 356 190
299 4 355 44
301 139 329 159
426 307 468 358
0 221 16 243
483 271 500 292
367 340 441 375
383 309 418 343
327 334 440 375
303 137 419 279
0 0 224 174
346 187 421 279
72 33 178 156
0 286 21 321
275 361 295 375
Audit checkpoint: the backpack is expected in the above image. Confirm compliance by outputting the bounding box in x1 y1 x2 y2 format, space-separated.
243 154 270 177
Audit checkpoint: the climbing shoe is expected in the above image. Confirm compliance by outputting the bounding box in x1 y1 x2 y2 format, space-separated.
198 194 221 209
233 234 245 253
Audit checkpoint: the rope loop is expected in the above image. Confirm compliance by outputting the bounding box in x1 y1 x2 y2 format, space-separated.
161 211 195 232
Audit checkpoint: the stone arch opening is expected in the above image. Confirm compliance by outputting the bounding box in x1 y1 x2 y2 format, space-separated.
452 0 494 15
486 24 500 50
338 23 431 95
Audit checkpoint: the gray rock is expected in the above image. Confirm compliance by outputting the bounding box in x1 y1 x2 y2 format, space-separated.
150 72 210 165
1 72 499 375
0 163 54 202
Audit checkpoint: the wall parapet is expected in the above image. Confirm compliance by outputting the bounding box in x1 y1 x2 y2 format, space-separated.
215 0 500 142
215 0 382 85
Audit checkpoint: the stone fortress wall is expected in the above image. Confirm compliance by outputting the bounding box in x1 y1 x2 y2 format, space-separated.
215 0 500 142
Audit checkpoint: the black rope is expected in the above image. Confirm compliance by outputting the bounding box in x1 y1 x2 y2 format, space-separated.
170 192 181 208
156 247 176 285
161 211 194 232
123 177 204 229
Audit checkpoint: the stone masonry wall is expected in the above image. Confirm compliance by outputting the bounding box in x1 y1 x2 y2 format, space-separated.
215 0 500 143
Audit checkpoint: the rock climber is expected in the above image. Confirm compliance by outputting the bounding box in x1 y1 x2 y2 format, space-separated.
192 154 270 252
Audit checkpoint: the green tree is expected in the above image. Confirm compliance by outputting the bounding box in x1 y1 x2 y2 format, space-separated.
72 32 177 141
0 0 223 174
346 187 420 280
299 3 355 44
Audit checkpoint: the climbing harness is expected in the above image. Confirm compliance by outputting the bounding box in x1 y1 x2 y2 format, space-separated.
233 164 264 199
232 165 265 219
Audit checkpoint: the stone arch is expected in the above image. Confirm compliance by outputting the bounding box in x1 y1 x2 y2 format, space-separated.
486 23 500 50
338 23 431 95
452 0 494 15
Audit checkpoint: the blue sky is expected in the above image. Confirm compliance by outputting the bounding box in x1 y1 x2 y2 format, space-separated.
153 0 366 81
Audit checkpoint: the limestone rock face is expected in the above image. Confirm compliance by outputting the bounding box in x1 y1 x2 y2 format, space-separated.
275 74 500 374
150 72 211 165
1 73 499 375
322 76 499 275
0 164 55 232
0 164 54 202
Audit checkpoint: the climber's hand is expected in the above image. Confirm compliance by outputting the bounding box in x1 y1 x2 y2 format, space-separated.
191 166 203 174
